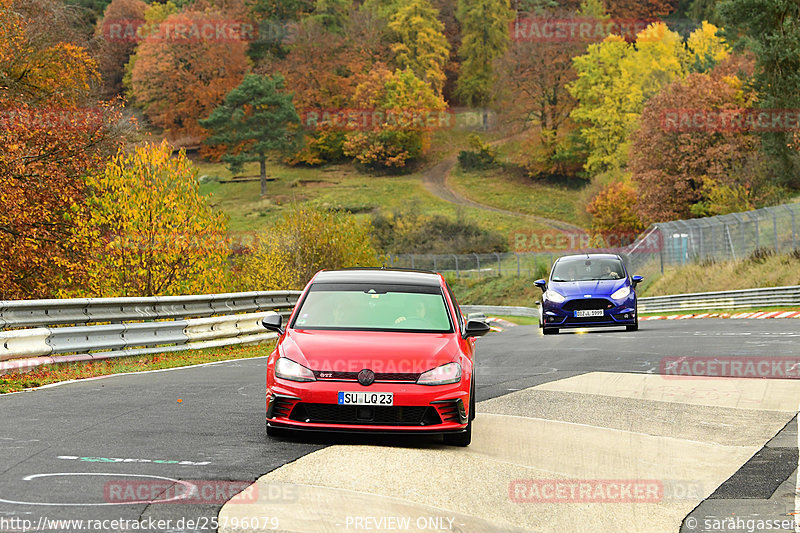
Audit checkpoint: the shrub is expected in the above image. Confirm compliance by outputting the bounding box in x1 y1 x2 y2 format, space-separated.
237 205 380 290
457 135 497 171
371 210 508 254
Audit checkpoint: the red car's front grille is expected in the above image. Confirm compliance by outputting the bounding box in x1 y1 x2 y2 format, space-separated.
313 371 420 382
289 403 442 426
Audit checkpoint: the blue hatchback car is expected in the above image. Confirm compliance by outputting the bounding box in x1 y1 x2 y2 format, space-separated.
534 254 643 335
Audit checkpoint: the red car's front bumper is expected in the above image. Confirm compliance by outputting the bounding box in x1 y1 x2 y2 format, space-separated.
266 379 470 433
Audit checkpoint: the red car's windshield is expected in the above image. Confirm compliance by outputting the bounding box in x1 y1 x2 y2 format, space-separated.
291 283 453 333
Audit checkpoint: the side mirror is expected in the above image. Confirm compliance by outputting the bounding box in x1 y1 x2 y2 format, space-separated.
631 275 643 286
262 314 284 335
463 319 491 338
533 279 547 291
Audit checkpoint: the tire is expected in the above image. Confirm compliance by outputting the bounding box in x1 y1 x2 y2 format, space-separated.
469 381 476 421
266 422 287 438
626 306 639 332
444 380 474 446
543 327 559 335
443 419 472 447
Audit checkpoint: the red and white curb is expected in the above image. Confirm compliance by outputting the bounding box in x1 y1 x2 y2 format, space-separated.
642 311 800 321
485 317 519 331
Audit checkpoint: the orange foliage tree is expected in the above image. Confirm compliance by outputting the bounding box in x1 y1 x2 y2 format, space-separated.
128 10 249 146
630 62 762 224
0 0 123 299
95 0 147 97
586 181 644 237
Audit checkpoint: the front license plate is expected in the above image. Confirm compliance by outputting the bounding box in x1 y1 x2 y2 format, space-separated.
575 309 604 318
338 392 394 406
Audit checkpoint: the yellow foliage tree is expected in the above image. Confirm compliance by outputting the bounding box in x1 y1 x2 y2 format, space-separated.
84 140 230 296
238 206 380 290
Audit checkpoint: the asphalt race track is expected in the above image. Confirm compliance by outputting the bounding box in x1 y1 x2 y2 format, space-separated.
2 319 800 533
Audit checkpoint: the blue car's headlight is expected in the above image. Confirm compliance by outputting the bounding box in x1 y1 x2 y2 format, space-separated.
611 286 631 300
544 289 566 303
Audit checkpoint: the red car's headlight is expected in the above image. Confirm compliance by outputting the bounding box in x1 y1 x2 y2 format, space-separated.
275 357 316 382
417 363 461 386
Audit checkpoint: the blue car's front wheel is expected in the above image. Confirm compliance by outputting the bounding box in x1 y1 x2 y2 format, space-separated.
626 306 639 331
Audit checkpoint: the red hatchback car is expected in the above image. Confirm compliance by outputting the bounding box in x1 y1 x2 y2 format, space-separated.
261 269 490 446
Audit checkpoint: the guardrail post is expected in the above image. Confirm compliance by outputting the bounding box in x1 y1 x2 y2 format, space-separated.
495 253 501 277
453 255 460 278
473 253 480 275
516 253 521 277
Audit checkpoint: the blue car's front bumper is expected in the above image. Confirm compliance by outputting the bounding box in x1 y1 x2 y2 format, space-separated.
541 295 637 329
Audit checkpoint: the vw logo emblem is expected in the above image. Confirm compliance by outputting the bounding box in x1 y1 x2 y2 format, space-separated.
357 369 375 386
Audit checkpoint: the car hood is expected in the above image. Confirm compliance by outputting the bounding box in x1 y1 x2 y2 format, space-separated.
550 279 627 298
279 328 460 374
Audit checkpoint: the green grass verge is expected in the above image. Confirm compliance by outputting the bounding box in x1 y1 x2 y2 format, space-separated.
196 159 552 240
0 342 275 394
449 165 587 228
641 251 800 296
640 305 800 317
490 314 539 326
448 275 541 307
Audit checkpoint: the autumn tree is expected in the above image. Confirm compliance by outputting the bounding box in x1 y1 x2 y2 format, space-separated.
569 22 729 175
586 181 644 236
496 0 607 177
201 74 300 196
720 0 800 187
95 0 147 97
604 0 677 18
455 0 515 107
309 0 352 34
128 9 249 146
342 65 446 169
0 0 123 298
85 141 230 297
237 205 378 290
264 11 388 165
629 67 762 224
388 0 450 96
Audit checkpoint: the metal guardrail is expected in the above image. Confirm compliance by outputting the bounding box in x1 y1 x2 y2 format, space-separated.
461 305 539 318
638 285 800 313
461 286 800 318
0 291 302 374
0 291 300 329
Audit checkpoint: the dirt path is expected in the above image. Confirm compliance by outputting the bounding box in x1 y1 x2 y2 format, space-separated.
421 136 586 233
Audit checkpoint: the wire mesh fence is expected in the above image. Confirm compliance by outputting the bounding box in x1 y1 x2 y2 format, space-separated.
386 202 800 278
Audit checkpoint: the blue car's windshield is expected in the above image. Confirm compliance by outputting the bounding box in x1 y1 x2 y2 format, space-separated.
551 258 625 282
291 283 453 332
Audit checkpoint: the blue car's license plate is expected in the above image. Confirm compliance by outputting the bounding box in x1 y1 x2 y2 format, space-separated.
574 309 604 318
